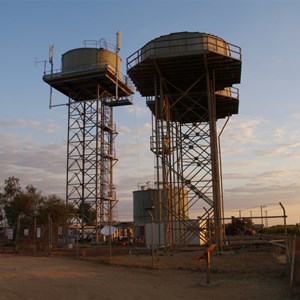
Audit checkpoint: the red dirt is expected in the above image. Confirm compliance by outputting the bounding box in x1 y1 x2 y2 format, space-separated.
0 245 298 300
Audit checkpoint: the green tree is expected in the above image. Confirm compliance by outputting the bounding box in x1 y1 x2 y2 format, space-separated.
4 184 42 226
2 177 73 226
37 195 75 225
3 176 21 203
226 217 255 235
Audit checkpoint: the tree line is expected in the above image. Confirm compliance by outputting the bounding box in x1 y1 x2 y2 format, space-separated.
0 176 74 227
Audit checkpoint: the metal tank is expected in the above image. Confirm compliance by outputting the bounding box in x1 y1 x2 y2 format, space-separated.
44 46 131 102
61 48 122 75
140 32 230 61
133 187 189 224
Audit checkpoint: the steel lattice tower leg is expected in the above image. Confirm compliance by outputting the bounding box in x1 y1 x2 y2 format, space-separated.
150 67 223 249
66 91 117 241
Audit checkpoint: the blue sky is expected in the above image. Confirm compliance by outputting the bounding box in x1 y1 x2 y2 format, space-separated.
0 0 299 224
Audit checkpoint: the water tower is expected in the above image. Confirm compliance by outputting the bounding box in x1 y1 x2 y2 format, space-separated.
43 33 134 240
127 32 242 249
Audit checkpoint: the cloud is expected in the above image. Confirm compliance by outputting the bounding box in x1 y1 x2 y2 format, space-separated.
292 112 300 119
45 122 62 133
256 142 300 157
118 125 132 136
0 119 41 129
0 118 62 134
138 122 152 134
0 125 66 196
220 118 268 158
223 167 300 216
126 103 149 117
273 127 286 140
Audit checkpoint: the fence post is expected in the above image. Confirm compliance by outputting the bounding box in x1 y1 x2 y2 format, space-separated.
289 235 296 296
279 202 289 269
15 215 20 253
33 217 36 253
48 214 52 255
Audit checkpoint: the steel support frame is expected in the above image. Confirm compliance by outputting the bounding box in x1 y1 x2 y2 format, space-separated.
150 62 223 249
66 87 117 241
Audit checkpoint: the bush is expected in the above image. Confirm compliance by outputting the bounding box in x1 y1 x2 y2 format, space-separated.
262 225 300 236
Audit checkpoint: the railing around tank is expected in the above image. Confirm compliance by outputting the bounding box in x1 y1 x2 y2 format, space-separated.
127 34 242 70
43 64 135 92
215 87 239 99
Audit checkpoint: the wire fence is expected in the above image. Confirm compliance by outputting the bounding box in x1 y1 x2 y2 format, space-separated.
287 235 300 296
0 221 74 254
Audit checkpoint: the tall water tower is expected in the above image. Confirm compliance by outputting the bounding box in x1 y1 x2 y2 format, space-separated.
43 33 134 240
127 32 242 249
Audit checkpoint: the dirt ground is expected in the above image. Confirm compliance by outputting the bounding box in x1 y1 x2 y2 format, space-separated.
0 245 299 300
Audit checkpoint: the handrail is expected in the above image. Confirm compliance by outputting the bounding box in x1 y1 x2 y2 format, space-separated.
127 34 242 70
43 64 134 91
215 87 239 99
146 87 239 99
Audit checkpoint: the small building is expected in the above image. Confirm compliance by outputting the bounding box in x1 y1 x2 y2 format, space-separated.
133 184 205 247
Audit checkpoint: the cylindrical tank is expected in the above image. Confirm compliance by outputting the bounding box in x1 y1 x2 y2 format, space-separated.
61 48 122 74
140 32 229 61
133 188 188 224
133 189 156 224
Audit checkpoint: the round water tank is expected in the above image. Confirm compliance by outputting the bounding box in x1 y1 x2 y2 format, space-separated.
61 48 122 73
140 32 229 61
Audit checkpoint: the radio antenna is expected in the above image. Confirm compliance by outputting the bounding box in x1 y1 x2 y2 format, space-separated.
49 44 54 109
115 31 121 100
35 58 47 74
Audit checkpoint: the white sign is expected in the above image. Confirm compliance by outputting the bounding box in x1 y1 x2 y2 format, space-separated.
6 228 14 240
58 226 63 236
37 227 41 239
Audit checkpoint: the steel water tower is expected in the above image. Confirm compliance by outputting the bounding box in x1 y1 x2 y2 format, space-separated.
43 33 134 240
127 32 242 249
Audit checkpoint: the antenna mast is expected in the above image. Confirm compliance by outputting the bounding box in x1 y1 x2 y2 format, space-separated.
49 44 54 109
115 31 121 100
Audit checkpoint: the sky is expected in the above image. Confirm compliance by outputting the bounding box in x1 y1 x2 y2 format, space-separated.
0 0 299 225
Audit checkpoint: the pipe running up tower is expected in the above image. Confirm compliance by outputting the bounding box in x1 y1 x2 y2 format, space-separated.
43 34 134 240
127 32 242 250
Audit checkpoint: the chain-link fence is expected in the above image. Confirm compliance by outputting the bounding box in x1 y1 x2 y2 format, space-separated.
0 219 73 254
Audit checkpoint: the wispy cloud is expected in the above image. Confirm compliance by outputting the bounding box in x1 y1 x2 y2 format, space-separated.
292 112 300 119
220 118 268 156
0 119 41 129
126 103 150 117
45 122 62 133
0 126 66 195
256 142 300 157
0 118 62 134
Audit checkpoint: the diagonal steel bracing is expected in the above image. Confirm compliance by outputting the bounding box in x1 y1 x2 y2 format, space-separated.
67 95 118 240
148 73 218 247
127 32 242 250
